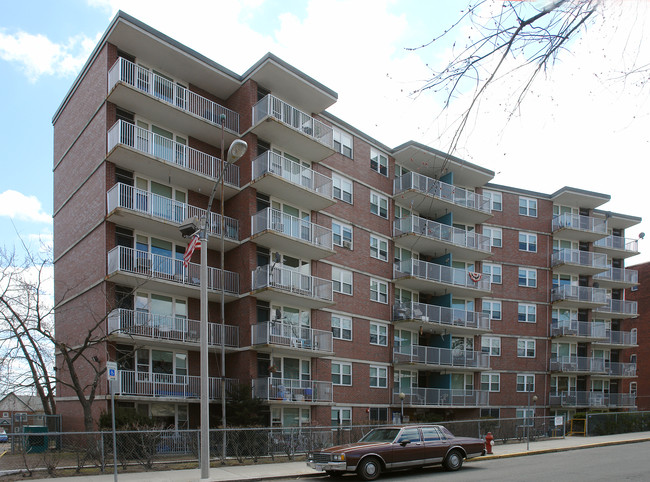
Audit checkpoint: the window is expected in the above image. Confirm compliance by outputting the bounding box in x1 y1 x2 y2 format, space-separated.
370 323 388 346
482 263 502 284
370 279 388 303
630 382 637 396
483 190 502 211
369 407 390 422
332 267 353 295
518 303 537 323
370 148 388 176
481 408 500 419
332 221 353 247
481 373 500 392
370 235 389 261
517 339 536 358
331 407 352 426
519 232 537 252
481 337 501 356
370 366 388 388
370 191 389 219
482 300 502 320
332 362 352 386
516 408 535 425
332 174 353 203
518 268 537 287
517 374 535 392
333 128 353 158
484 227 502 248
331 315 352 340
519 196 537 217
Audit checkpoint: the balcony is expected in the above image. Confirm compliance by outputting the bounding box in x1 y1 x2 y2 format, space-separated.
393 302 490 336
393 346 490 372
251 94 334 161
251 208 334 260
394 388 489 407
551 285 607 309
107 183 239 251
251 322 333 356
549 391 636 408
108 57 240 145
552 213 607 242
394 172 492 224
592 328 637 348
550 355 610 375
593 267 639 289
107 308 239 351
252 377 333 403
551 249 608 276
394 259 491 298
551 320 609 341
115 370 237 400
107 246 239 302
393 215 492 260
251 265 333 309
251 151 334 211
594 235 640 259
593 298 638 319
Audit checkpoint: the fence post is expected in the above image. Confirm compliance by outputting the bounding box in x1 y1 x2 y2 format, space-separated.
100 433 105 473
585 413 589 436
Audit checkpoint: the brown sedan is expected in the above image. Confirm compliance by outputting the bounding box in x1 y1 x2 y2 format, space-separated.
307 424 486 480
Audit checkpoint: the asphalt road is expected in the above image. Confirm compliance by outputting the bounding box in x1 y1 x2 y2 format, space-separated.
289 441 650 481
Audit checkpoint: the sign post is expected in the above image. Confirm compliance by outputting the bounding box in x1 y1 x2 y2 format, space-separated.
106 362 118 482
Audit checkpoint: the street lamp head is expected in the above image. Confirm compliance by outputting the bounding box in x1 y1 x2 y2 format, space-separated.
179 216 200 237
227 139 248 163
533 395 538 403
399 392 406 400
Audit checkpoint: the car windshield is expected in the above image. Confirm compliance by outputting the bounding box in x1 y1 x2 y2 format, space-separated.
358 428 400 443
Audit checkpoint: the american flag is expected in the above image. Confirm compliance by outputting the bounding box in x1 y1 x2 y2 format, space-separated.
183 234 201 267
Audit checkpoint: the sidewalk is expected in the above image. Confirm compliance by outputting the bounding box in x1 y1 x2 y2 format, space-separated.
30 431 650 482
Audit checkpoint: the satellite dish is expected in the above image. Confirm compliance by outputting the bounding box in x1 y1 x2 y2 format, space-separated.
593 282 600 289
639 232 645 240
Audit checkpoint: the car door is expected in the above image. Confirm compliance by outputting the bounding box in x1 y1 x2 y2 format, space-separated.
421 426 451 465
390 427 428 468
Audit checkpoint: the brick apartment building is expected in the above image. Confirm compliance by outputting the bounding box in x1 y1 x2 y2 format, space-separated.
52 11 642 431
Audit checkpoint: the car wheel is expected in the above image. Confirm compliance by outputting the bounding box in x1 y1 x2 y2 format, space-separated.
443 449 464 471
357 456 382 481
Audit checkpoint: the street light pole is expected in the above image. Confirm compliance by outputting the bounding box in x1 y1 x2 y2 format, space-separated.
399 392 405 423
526 393 538 451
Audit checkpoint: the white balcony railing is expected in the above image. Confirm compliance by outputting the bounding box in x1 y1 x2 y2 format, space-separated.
394 259 491 292
393 302 490 331
107 246 239 295
107 120 239 186
550 391 636 408
252 377 333 402
108 308 239 347
107 183 239 240
394 345 490 369
394 172 491 215
252 151 333 198
116 370 237 399
550 321 636 345
394 388 489 407
552 213 607 235
594 235 639 253
252 94 333 148
551 249 608 270
251 322 333 353
251 265 333 303
551 285 607 304
550 356 636 376
394 215 491 254
594 298 638 316
251 207 332 250
594 266 639 285
108 57 240 133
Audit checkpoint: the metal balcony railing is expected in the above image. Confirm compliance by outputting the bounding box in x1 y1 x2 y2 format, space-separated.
394 172 491 215
594 235 639 253
551 249 608 270
252 377 333 402
251 265 333 302
252 151 333 198
394 259 491 292
394 346 490 369
252 94 333 148
108 57 240 133
550 391 636 408
393 301 491 331
594 266 639 285
107 246 239 295
116 370 237 400
552 213 607 235
108 308 239 347
394 215 491 253
107 120 239 186
594 298 638 316
551 285 607 304
107 183 239 240
251 207 332 250
549 356 635 376
551 320 636 345
251 322 333 353
394 388 489 407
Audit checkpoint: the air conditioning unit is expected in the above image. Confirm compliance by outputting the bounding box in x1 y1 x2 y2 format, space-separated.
342 240 352 249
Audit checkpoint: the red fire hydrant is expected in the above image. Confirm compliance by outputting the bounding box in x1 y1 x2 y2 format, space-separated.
485 432 494 455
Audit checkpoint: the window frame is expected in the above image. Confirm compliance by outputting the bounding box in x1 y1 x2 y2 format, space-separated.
519 232 537 252
370 278 389 304
481 337 501 356
482 262 502 284
332 173 353 204
332 221 353 248
482 299 502 320
332 267 353 295
518 267 537 287
516 373 535 392
370 322 388 346
370 235 389 261
332 362 352 386
333 128 353 158
370 191 389 219
484 226 502 248
331 407 352 427
370 148 389 176
519 196 538 217
518 303 537 323
369 365 388 388
483 190 502 211
481 373 500 392
331 314 352 341
517 339 536 358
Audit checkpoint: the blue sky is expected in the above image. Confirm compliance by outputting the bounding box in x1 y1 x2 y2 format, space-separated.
1 0 649 264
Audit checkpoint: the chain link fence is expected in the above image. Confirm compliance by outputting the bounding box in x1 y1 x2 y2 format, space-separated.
587 411 650 436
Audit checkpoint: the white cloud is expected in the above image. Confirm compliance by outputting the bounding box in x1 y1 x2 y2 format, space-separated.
0 190 51 223
0 30 98 82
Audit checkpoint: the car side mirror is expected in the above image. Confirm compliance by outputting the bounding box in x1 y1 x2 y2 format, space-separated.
400 440 410 447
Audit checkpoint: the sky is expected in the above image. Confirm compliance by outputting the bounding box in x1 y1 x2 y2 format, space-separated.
0 0 648 266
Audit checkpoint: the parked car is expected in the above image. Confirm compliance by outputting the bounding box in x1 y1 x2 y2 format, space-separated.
0 428 8 443
307 424 485 480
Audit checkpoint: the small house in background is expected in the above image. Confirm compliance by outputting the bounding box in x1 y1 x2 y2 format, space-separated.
0 393 46 432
